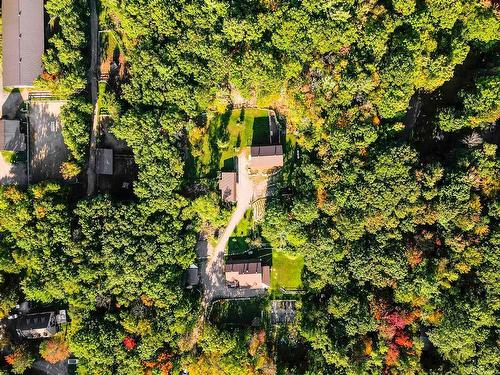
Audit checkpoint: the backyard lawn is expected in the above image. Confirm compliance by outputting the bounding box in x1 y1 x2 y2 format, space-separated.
271 250 304 291
215 108 270 167
228 209 253 255
187 108 270 177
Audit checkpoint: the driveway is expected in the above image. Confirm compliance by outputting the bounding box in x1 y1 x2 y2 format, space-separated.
0 154 27 185
29 100 69 182
200 150 267 307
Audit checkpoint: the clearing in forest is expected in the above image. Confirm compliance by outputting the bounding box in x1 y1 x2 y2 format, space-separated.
271 250 304 291
187 108 270 178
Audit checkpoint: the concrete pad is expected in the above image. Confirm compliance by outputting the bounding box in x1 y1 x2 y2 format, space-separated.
29 100 69 182
0 153 27 185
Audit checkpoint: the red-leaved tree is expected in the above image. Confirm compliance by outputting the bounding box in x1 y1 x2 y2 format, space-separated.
123 336 137 351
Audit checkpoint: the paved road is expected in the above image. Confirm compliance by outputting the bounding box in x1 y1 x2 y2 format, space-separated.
200 150 266 308
86 0 99 196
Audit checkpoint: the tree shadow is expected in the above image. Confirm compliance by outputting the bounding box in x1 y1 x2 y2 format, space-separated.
2 89 23 119
221 156 236 172
207 106 232 176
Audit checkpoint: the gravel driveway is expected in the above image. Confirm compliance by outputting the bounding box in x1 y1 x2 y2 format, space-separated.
200 150 267 306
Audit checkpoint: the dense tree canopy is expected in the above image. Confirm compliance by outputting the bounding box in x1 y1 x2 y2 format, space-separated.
1 0 499 373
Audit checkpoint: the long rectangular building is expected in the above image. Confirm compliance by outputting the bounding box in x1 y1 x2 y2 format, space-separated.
225 261 271 289
3 0 45 87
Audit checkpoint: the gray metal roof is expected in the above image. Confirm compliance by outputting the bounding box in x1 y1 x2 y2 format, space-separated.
16 312 54 331
0 120 26 151
2 0 45 87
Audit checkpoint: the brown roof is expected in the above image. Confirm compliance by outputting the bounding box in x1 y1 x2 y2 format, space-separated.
96 148 113 175
225 261 270 289
2 0 45 87
0 120 26 151
249 145 284 169
218 171 237 202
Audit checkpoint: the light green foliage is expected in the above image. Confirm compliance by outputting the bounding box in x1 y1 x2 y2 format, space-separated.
271 250 304 291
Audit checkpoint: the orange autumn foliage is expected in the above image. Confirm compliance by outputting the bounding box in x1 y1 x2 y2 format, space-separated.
5 353 15 365
385 343 399 366
363 337 373 356
40 337 71 364
395 334 413 349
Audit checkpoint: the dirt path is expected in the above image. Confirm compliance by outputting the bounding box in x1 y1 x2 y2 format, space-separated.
86 0 99 196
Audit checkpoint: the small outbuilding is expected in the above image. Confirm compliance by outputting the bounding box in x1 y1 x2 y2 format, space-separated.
96 148 113 175
0 120 26 151
186 264 200 289
249 145 284 170
218 171 237 202
2 0 45 87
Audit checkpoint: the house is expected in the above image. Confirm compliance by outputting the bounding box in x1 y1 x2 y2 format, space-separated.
218 171 237 202
16 310 67 339
0 120 26 151
186 264 200 289
2 0 45 87
248 145 284 170
225 261 270 289
96 148 113 175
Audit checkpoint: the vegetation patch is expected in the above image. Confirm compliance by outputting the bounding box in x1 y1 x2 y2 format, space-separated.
271 251 304 291
210 298 265 326
228 209 253 255
188 108 270 178
1 151 15 164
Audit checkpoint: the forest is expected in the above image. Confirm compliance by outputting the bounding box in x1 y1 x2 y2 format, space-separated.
0 0 499 374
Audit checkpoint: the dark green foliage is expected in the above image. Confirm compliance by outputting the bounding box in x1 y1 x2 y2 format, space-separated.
1 0 499 374
60 98 92 165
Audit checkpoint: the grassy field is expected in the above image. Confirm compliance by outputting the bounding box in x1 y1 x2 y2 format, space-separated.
271 250 304 291
187 108 269 178
228 209 253 255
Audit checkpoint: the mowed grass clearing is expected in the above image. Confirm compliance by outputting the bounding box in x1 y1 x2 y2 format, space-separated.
216 108 270 167
271 250 304 290
187 108 270 177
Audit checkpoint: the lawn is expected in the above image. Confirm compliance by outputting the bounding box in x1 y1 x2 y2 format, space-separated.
271 250 304 291
216 108 270 167
228 209 253 255
187 108 270 178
